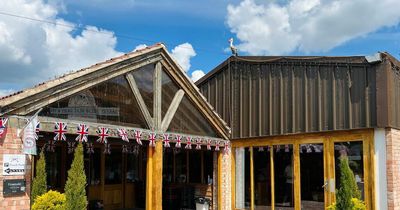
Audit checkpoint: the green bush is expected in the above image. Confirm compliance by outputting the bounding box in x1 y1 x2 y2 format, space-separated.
327 198 366 210
328 156 366 210
31 149 47 205
64 143 88 210
32 190 65 210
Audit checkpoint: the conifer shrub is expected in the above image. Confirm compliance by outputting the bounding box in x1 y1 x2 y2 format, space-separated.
328 156 366 210
31 149 47 205
32 190 65 210
64 143 87 210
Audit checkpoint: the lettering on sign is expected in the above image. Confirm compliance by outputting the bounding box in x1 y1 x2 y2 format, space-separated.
3 179 26 196
3 154 26 176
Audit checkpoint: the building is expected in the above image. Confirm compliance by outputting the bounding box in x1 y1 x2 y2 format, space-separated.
1 43 400 210
0 44 230 210
196 53 400 210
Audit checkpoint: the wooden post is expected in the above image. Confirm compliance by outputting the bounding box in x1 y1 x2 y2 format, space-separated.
146 140 163 210
146 146 154 210
152 141 163 209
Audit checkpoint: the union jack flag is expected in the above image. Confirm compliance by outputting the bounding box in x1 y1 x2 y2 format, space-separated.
35 122 40 133
122 145 129 153
134 130 143 145
86 143 94 154
276 145 281 152
76 124 89 143
206 139 212 150
224 142 230 153
67 142 76 154
195 139 202 150
214 141 220 151
130 145 139 156
285 144 290 153
0 117 8 139
96 127 109 144
104 143 111 154
185 136 192 149
148 132 156 147
54 122 67 141
175 135 182 148
163 134 170 148
46 140 55 152
118 128 129 142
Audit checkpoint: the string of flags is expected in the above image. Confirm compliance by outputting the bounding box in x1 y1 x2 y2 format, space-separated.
43 121 230 155
255 144 323 153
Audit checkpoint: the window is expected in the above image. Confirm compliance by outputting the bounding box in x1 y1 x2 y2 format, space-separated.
105 149 122 184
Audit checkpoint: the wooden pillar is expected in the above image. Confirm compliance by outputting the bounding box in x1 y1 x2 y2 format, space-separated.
146 140 163 210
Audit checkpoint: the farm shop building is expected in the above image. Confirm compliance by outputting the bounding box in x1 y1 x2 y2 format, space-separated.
1 43 400 210
196 53 400 210
0 44 230 210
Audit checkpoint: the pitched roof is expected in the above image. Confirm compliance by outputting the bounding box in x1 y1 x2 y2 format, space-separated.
0 43 230 139
195 53 398 86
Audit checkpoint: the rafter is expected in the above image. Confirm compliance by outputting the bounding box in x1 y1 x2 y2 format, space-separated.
126 73 154 130
161 89 184 132
153 62 163 130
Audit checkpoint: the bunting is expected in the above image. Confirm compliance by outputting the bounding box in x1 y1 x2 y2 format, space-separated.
0 117 8 139
76 124 89 143
148 132 156 147
104 143 111 154
185 136 192 149
118 128 129 142
175 135 182 148
86 143 94 154
54 122 67 141
163 134 170 148
46 140 55 152
134 130 143 145
67 142 76 154
206 139 212 150
215 141 220 151
122 145 129 153
96 127 109 144
195 139 202 150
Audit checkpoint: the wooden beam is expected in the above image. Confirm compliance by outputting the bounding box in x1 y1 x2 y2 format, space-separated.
146 146 154 210
152 141 163 209
154 62 162 130
126 73 154 129
161 89 185 132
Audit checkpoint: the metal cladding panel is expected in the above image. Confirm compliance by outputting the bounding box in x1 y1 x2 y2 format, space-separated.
198 57 379 139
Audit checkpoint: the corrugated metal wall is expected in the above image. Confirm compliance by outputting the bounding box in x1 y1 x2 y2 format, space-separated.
198 57 378 139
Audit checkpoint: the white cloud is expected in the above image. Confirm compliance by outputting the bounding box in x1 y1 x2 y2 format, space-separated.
191 70 205 82
170 43 196 72
0 0 121 90
133 44 148 51
227 0 400 55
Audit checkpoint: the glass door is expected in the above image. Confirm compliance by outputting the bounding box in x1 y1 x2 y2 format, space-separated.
299 143 325 210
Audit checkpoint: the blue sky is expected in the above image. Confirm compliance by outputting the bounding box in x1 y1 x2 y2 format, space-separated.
0 0 400 96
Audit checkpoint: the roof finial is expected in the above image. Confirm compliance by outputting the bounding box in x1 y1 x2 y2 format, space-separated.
228 38 238 56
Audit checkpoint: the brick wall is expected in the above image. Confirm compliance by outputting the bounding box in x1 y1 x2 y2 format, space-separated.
219 151 231 210
386 128 400 210
0 125 32 210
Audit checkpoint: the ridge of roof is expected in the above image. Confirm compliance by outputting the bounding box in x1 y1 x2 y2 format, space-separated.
0 43 165 102
195 54 388 86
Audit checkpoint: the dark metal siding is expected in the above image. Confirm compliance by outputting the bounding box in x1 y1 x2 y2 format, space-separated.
198 57 378 139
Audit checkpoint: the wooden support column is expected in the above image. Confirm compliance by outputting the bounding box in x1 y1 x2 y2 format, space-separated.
153 141 163 209
146 140 163 210
146 62 163 210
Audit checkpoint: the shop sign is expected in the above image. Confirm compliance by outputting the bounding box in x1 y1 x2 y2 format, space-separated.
3 179 26 196
3 154 26 176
